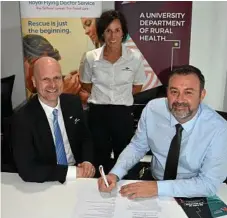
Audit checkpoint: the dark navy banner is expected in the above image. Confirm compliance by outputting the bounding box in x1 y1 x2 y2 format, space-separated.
116 1 192 86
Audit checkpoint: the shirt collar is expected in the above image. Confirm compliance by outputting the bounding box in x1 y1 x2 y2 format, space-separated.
94 46 104 61
121 43 130 60
94 44 130 61
38 97 61 119
168 100 202 133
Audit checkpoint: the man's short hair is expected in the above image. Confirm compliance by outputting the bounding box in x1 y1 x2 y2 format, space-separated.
168 65 205 90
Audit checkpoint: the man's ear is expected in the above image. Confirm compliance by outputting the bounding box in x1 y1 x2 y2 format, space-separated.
200 89 206 101
32 76 36 88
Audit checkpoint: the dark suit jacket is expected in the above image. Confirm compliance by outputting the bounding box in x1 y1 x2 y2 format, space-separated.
11 94 93 183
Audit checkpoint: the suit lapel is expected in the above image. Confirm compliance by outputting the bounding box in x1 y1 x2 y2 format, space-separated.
30 96 57 161
60 95 75 147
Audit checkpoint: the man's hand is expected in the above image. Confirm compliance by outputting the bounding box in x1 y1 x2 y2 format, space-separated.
63 71 81 95
120 181 158 199
98 173 118 192
77 162 95 178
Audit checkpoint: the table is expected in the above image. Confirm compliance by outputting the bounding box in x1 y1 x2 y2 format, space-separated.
1 172 227 218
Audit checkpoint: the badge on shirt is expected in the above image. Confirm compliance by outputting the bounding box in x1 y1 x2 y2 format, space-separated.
69 116 80 124
122 67 132 71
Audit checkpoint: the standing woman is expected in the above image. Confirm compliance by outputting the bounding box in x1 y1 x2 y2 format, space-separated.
80 10 146 173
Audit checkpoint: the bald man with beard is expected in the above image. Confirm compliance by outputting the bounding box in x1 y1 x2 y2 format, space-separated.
12 57 95 183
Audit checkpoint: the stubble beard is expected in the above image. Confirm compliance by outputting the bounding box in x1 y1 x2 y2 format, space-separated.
169 102 193 120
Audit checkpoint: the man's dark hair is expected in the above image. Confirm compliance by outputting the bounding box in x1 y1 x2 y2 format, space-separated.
168 65 205 90
23 34 61 63
96 10 128 43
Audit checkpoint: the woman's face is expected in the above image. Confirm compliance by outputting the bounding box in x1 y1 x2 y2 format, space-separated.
81 18 98 44
103 19 123 49
24 58 36 93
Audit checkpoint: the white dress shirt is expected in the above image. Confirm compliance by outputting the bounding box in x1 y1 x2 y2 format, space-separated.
39 98 77 180
81 44 146 106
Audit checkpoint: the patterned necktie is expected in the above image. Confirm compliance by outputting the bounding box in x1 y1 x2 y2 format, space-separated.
164 124 183 180
52 109 68 165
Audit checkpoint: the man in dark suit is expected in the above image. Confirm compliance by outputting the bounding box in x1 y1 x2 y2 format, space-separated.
12 56 95 183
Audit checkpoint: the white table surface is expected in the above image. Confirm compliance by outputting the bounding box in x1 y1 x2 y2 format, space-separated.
1 172 227 218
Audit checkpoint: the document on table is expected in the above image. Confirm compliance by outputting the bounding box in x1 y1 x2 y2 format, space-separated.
116 196 161 218
74 194 116 218
72 180 163 218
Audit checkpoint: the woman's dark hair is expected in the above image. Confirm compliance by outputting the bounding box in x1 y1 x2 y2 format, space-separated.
168 65 205 91
23 34 61 63
96 10 128 43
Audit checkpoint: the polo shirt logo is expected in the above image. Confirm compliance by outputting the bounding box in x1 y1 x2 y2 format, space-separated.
122 67 132 71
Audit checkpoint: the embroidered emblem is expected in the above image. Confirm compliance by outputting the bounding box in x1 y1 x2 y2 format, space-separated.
122 67 132 71
74 118 80 124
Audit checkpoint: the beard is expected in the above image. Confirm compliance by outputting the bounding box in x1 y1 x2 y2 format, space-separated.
169 102 193 120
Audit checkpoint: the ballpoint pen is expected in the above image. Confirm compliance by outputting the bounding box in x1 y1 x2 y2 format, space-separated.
99 165 109 187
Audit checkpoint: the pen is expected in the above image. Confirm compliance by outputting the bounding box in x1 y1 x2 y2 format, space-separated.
99 165 109 187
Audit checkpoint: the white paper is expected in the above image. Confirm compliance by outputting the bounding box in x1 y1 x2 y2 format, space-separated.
75 194 116 218
115 197 161 218
73 180 161 218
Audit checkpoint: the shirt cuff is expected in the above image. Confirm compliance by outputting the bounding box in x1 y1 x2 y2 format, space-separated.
133 82 145 85
66 166 77 181
80 79 91 84
157 180 174 196
109 167 128 180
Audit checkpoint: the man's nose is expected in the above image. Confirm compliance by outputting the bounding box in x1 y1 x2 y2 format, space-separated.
176 93 185 102
49 80 56 88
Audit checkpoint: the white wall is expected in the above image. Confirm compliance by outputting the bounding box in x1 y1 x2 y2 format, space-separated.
1 1 26 108
1 1 227 111
224 83 227 111
189 1 227 111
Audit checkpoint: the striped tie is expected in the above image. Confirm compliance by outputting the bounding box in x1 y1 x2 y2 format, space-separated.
52 109 68 165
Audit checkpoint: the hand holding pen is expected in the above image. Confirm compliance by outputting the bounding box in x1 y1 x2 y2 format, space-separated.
99 165 109 187
98 165 118 192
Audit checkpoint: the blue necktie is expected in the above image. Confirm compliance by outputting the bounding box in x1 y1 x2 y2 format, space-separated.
52 109 68 165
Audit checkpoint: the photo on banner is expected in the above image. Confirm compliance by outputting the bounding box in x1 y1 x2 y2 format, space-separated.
19 1 102 107
116 1 192 95
20 1 192 106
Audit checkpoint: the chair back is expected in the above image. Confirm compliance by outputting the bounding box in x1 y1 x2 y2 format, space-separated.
1 75 15 118
216 110 227 184
1 75 17 172
216 110 227 120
